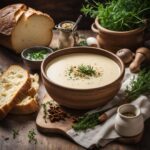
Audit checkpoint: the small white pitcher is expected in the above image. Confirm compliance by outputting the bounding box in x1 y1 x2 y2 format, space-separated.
55 21 78 49
115 104 144 137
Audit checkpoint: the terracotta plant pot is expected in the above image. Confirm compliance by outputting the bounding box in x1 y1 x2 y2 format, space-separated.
91 18 146 53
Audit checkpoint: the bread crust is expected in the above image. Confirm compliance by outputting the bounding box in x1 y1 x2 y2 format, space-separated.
0 4 27 52
11 97 39 115
24 7 54 29
11 73 40 115
0 4 27 35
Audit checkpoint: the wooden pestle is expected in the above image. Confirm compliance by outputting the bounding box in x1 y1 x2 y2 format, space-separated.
129 47 150 73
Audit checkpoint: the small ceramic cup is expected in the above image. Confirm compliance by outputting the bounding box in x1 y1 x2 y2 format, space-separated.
115 104 144 137
21 46 53 71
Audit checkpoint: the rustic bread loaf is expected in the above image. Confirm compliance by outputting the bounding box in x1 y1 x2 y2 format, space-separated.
0 4 54 53
11 74 40 114
0 65 31 119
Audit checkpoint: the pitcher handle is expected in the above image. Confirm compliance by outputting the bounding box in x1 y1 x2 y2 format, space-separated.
91 23 99 33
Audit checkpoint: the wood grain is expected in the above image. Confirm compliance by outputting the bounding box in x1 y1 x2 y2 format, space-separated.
36 94 74 134
0 30 150 150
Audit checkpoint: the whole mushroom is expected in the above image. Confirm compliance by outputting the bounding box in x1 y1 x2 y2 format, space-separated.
129 47 150 73
116 48 134 64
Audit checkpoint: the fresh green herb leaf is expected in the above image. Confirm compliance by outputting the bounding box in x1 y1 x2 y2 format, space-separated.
81 0 150 31
42 101 51 123
12 129 19 139
78 64 96 76
28 129 37 144
26 50 49 61
125 68 150 102
72 112 100 131
66 64 101 80
78 40 88 46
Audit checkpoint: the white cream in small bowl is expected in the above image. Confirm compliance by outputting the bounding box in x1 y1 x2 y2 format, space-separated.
115 104 144 137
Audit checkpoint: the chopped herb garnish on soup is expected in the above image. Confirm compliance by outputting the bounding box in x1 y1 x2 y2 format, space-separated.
26 50 49 61
66 64 102 80
78 64 96 76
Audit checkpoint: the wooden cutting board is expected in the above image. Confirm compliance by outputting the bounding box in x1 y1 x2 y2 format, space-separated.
36 94 86 134
36 94 143 144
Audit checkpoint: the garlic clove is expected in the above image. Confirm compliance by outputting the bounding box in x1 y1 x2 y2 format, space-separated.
86 37 99 47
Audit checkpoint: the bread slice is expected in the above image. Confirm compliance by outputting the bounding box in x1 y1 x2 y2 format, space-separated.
11 7 54 53
11 74 39 114
11 96 39 115
0 65 31 120
27 74 39 97
0 4 54 53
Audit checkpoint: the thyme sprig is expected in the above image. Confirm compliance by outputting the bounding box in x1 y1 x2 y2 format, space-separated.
78 64 96 76
12 129 19 139
67 64 101 80
42 101 51 123
125 68 150 102
28 129 37 144
72 112 100 131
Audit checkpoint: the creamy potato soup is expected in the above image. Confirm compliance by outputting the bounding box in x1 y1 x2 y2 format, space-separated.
46 53 120 89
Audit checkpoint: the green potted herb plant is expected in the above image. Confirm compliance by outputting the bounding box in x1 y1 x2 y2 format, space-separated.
81 0 150 52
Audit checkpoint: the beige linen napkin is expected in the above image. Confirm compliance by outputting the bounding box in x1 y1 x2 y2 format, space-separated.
67 69 150 149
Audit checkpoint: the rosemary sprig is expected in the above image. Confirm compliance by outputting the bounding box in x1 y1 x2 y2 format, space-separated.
12 129 19 139
28 129 37 144
72 112 100 131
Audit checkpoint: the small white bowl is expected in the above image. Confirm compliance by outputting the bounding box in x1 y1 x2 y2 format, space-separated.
115 104 144 137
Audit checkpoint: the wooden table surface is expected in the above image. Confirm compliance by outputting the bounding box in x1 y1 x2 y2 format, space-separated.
0 30 150 150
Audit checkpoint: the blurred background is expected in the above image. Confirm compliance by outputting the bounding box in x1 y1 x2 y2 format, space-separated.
0 0 97 29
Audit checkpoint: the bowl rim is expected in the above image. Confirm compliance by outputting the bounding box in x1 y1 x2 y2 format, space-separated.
55 21 76 32
117 104 141 119
21 46 53 62
95 17 146 35
41 46 125 91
